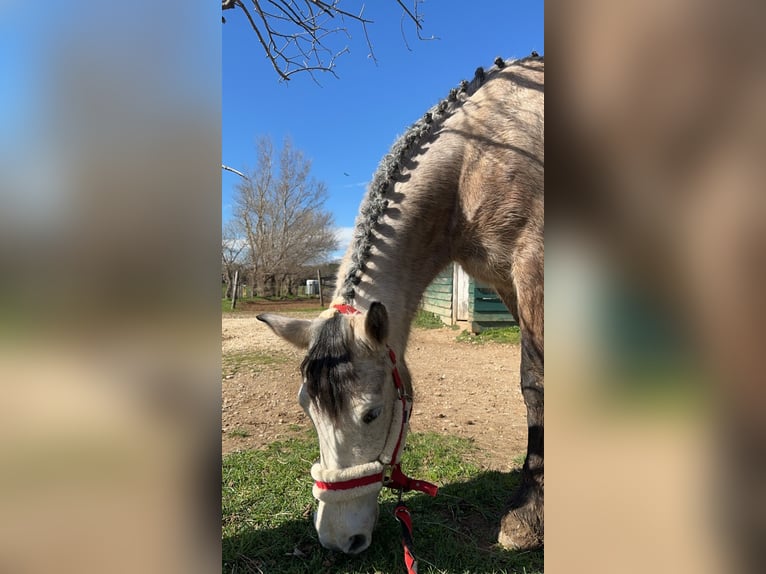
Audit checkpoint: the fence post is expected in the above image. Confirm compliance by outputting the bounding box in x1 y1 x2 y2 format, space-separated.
317 269 324 307
231 270 239 310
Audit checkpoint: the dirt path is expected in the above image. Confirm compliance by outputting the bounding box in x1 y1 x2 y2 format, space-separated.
222 308 527 471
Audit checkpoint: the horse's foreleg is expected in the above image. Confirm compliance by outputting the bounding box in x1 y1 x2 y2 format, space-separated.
499 334 544 549
497 265 544 549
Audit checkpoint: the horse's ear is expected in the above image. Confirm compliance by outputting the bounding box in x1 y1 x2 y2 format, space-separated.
257 314 311 349
365 302 389 345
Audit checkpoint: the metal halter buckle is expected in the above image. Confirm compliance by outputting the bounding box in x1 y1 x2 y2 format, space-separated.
382 464 394 486
383 465 404 502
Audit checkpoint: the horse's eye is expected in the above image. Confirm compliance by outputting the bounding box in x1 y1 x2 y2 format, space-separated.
362 407 382 424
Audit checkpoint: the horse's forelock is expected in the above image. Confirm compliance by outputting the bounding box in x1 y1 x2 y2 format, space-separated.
300 313 356 422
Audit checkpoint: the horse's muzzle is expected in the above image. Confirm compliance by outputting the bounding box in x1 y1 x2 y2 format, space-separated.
314 497 378 554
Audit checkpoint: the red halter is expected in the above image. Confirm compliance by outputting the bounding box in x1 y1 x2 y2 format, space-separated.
310 304 437 497
310 303 436 574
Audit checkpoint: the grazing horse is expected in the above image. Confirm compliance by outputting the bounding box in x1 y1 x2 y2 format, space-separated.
258 55 544 554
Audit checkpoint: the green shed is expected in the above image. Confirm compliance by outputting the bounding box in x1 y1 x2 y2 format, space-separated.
421 263 517 333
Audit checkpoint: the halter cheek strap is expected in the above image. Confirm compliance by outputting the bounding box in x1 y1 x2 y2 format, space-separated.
310 304 438 500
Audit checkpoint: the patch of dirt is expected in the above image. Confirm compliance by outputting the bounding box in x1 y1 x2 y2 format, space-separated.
233 298 324 313
222 310 526 471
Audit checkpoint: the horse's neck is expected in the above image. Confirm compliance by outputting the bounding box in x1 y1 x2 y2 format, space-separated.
332 157 457 351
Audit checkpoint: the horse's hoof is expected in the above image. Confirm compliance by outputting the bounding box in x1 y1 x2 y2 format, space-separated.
498 509 543 550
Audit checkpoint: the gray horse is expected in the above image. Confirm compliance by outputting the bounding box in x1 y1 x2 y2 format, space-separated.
260 55 544 553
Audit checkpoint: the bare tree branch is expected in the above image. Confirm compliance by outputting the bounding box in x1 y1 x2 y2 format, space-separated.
222 0 427 81
222 164 247 179
358 4 378 65
412 0 438 41
236 0 290 80
393 0 421 31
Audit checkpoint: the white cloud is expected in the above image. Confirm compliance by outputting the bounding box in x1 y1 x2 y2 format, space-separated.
340 180 368 189
332 226 355 260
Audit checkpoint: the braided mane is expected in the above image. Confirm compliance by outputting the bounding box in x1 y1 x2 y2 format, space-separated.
339 53 543 301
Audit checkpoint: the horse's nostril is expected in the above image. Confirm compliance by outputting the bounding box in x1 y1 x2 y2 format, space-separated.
348 534 367 553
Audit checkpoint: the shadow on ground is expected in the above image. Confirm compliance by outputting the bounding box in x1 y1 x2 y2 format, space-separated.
223 469 543 574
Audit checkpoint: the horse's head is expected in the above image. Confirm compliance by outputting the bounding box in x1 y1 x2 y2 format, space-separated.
258 302 407 554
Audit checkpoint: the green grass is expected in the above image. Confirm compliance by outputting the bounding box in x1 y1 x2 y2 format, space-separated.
412 309 446 330
223 350 289 377
223 431 541 574
456 326 521 345
228 428 251 439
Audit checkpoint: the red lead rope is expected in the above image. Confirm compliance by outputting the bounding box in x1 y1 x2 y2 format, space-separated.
394 504 419 574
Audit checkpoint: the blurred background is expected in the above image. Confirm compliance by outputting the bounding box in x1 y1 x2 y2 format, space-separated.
1 1 765 573
0 1 221 573
547 0 766 572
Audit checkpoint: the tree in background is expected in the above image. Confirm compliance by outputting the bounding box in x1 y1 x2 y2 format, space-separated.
233 136 338 296
221 0 430 81
222 220 247 299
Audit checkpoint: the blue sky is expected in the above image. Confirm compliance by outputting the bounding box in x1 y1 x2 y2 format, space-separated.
222 1 544 257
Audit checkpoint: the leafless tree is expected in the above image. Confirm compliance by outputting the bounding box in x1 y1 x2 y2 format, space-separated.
234 135 338 296
221 0 432 82
222 220 247 299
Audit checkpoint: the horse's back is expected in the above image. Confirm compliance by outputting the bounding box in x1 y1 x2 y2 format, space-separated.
450 58 544 288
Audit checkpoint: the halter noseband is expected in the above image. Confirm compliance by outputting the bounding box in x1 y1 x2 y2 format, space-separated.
309 304 438 502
